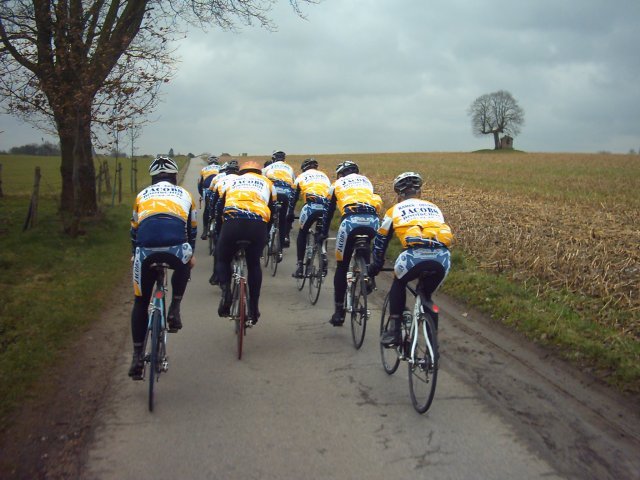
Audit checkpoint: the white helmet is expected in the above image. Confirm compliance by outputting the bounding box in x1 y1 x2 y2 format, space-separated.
149 156 178 176
393 171 423 194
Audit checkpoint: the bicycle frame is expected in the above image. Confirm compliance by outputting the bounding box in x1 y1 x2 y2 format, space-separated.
406 282 438 366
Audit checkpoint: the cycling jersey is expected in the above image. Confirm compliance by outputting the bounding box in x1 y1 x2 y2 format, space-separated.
263 161 295 188
371 197 453 277
375 198 453 250
293 169 331 204
197 164 220 195
131 181 197 252
220 172 276 223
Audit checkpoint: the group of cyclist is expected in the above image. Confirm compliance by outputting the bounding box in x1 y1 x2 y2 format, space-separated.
127 151 454 379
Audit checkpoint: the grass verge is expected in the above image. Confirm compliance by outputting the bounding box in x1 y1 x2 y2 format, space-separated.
0 196 133 429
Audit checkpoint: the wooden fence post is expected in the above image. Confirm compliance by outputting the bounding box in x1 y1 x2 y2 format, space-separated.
104 160 112 194
23 166 41 231
118 162 122 204
0 163 3 197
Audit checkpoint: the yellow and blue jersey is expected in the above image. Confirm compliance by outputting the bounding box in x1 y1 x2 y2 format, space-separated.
293 169 331 204
371 197 453 270
221 172 277 223
131 181 197 251
198 164 220 194
263 161 295 188
328 173 382 217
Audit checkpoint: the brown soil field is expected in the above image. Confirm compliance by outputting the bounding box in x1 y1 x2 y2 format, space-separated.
250 152 639 342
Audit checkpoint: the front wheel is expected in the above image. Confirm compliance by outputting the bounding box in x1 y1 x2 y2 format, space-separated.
350 255 368 350
408 313 439 414
380 293 400 374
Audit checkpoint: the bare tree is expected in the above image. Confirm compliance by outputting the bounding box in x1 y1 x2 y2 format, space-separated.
468 90 524 150
0 0 315 227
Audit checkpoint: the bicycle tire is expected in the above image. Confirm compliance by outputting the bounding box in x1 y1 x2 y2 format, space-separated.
262 236 270 267
148 309 161 412
269 228 280 277
308 243 323 305
380 293 401 374
297 233 313 291
237 278 247 360
408 310 439 414
350 255 368 349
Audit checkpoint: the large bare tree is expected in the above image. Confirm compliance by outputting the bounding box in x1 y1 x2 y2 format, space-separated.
468 90 524 150
0 0 313 226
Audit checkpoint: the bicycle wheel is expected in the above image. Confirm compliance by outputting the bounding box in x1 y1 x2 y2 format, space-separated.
236 278 247 360
147 309 161 412
269 228 280 277
308 244 323 305
297 234 312 291
408 312 439 414
380 293 401 374
350 255 368 349
262 234 270 267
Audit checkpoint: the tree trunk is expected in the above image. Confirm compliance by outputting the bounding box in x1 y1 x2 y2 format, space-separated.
57 103 98 220
493 131 501 150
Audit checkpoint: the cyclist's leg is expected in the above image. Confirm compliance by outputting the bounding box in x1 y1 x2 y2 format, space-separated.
215 220 240 316
330 219 353 325
243 220 268 322
158 252 189 331
129 254 156 378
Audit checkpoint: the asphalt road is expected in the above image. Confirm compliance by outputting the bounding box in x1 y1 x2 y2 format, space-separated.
81 159 640 480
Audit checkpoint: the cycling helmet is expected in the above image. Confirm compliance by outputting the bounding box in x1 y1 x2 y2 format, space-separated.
301 158 318 172
149 156 178 176
207 155 219 165
226 159 239 174
335 161 359 178
393 171 423 194
240 160 262 173
272 150 286 162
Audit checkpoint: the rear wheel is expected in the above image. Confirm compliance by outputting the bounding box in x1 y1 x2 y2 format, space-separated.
380 293 400 374
147 310 161 412
208 224 216 256
308 244 323 305
236 279 247 360
350 255 368 350
408 310 439 414
269 226 280 277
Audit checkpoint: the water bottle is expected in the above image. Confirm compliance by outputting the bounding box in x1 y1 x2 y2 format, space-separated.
346 271 354 285
402 310 412 328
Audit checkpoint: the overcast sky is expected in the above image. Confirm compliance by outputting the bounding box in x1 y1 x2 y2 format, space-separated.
1 0 639 156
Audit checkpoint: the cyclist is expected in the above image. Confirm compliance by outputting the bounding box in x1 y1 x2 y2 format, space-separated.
321 160 382 326
214 159 277 323
208 160 240 285
291 158 331 279
197 155 221 239
367 172 454 347
128 156 197 379
263 150 296 256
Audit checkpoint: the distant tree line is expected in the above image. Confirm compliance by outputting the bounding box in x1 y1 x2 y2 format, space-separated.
0 141 61 156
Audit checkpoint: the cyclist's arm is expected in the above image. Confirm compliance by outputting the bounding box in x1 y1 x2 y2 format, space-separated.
213 191 225 234
187 200 197 251
288 185 300 219
321 192 337 237
197 176 204 197
369 217 394 275
130 200 140 254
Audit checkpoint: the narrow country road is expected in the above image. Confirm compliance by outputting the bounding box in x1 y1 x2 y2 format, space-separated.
81 158 640 480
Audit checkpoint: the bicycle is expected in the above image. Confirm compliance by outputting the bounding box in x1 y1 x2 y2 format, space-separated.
230 240 252 360
262 202 281 277
379 268 440 414
142 262 170 412
296 219 328 305
344 234 373 349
